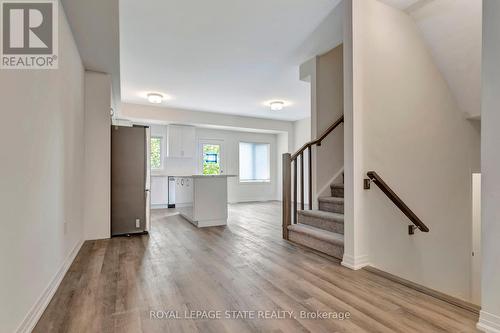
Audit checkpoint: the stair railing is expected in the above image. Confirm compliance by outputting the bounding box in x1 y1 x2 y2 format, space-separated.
365 171 430 235
282 115 344 240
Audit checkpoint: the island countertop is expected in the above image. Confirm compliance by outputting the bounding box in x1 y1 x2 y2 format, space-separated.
176 175 235 228
173 174 237 178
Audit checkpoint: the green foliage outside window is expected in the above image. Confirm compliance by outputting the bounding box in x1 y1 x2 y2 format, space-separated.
203 144 220 175
151 137 162 169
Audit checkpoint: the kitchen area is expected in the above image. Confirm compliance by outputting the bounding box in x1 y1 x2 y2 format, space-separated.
147 122 278 228
149 124 197 210
149 124 234 227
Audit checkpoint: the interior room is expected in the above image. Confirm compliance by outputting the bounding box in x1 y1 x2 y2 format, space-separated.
2 0 499 332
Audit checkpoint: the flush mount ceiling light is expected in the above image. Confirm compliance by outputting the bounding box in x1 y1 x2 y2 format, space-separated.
147 93 164 104
270 101 285 111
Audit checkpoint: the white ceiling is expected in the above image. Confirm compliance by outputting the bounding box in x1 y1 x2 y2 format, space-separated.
61 0 121 109
120 0 342 121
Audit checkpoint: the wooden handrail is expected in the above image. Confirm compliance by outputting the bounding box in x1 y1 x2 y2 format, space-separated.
291 115 344 160
366 171 430 234
282 114 344 240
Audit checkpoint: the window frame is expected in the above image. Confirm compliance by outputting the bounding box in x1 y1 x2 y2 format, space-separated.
201 143 222 175
238 141 271 184
150 136 164 170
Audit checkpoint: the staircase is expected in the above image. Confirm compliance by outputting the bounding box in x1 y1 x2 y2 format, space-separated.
283 115 429 259
288 182 344 260
282 115 345 260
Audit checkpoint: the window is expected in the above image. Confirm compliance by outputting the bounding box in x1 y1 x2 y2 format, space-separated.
151 137 162 169
202 144 221 175
239 142 270 182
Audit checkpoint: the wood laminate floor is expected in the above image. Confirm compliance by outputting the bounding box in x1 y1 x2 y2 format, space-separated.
34 202 479 333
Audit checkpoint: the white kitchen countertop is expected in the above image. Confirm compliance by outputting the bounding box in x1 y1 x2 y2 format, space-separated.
176 175 237 178
151 174 236 178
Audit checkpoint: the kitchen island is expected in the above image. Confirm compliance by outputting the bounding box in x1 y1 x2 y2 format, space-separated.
177 175 236 227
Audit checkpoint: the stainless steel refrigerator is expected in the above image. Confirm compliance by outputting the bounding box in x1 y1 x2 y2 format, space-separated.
111 125 151 236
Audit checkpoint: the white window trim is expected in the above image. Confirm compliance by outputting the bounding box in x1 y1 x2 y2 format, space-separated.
238 141 271 184
198 138 224 175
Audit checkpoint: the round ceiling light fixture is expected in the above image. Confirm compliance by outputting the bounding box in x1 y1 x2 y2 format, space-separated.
270 101 285 111
147 93 164 104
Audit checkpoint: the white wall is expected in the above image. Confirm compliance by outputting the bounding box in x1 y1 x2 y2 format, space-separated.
315 45 344 198
409 0 482 119
293 118 312 155
0 6 85 333
471 173 481 305
478 0 500 330
60 0 121 109
347 0 481 302
342 0 368 270
83 72 111 240
276 132 290 202
294 0 344 64
300 45 344 206
122 103 295 206
293 118 312 204
148 125 280 204
197 128 278 203
121 103 293 134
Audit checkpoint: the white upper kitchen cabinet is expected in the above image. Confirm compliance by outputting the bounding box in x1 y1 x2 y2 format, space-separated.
167 125 196 158
181 126 196 158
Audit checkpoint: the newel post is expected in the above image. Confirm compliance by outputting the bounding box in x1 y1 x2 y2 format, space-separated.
282 153 292 239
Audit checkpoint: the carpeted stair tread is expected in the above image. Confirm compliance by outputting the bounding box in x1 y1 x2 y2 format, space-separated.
288 224 344 259
298 209 343 233
288 224 344 245
287 177 345 260
318 196 344 204
298 209 344 223
318 196 344 214
330 183 344 197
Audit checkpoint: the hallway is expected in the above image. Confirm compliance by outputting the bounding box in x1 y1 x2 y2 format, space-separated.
34 202 479 332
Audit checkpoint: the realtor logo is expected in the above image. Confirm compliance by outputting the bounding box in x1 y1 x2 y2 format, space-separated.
1 0 58 69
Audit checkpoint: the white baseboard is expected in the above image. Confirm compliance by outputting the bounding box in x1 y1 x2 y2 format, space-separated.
151 204 170 209
478 311 500 333
228 199 277 204
151 203 192 209
175 203 194 208
341 254 370 270
16 239 84 333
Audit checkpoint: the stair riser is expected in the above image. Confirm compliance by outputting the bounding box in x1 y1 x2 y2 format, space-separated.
331 187 344 198
298 214 344 234
289 231 344 260
319 201 344 214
